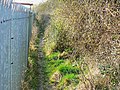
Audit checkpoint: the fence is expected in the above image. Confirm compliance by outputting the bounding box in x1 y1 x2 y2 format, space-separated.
0 0 34 90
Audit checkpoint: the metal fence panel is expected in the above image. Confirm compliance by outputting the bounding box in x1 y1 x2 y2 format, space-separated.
0 0 34 90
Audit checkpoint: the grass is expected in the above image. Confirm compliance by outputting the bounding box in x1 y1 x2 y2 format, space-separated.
58 74 79 89
58 64 79 75
46 52 60 60
21 24 40 90
44 51 80 89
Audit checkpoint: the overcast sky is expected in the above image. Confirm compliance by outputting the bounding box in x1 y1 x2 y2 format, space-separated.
13 0 47 4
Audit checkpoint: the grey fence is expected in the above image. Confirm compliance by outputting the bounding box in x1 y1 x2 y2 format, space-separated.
0 0 34 90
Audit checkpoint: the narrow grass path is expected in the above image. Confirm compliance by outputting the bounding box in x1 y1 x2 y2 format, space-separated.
37 36 51 90
37 36 45 90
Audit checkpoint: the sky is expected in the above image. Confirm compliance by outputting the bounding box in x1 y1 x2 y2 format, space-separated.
13 0 47 4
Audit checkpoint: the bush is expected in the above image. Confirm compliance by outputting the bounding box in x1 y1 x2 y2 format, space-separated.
36 0 120 89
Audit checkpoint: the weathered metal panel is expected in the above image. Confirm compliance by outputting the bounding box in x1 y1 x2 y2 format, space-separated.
0 0 34 90
0 2 11 90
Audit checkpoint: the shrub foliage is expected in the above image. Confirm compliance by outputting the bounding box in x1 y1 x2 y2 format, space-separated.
36 0 120 89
